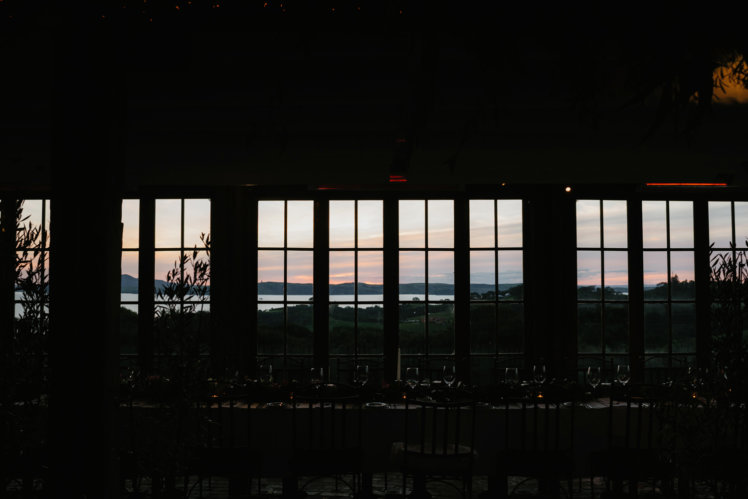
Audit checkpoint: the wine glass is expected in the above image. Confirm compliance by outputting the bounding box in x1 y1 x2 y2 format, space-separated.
405 367 419 390
310 367 324 389
532 364 546 385
354 364 369 387
259 363 273 384
587 366 601 392
505 367 519 387
616 364 630 386
442 365 456 388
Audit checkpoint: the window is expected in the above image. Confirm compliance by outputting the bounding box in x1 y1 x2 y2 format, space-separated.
14 199 50 344
708 201 748 347
398 200 455 368
576 200 629 368
642 201 695 368
120 199 139 358
257 200 314 371
469 199 524 382
329 200 384 361
154 198 211 359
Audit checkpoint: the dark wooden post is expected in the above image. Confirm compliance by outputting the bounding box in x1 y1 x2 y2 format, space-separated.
48 13 123 498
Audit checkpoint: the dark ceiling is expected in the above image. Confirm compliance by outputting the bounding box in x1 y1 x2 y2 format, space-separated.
2 2 748 189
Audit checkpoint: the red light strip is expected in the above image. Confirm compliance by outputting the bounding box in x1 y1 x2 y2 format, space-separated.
389 175 408 183
646 182 727 187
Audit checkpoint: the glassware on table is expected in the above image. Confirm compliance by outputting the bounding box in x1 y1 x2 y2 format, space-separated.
442 365 456 388
354 364 369 387
310 367 324 389
532 364 546 385
405 367 419 390
260 363 273 384
616 364 631 386
586 366 601 391
505 367 519 387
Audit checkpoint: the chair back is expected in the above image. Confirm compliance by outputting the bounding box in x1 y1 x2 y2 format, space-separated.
401 395 477 467
291 387 362 453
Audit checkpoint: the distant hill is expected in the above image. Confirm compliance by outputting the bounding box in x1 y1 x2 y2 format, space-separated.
121 274 209 294
120 276 527 296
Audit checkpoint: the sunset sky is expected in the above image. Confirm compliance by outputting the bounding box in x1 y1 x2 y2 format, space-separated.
116 199 748 290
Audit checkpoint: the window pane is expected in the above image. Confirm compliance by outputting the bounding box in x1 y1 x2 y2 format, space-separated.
470 303 495 353
287 304 313 353
399 200 425 247
155 199 181 248
358 251 383 300
287 201 314 248
497 200 522 248
358 201 383 248
400 303 425 354
670 251 695 300
121 252 139 293
329 304 354 354
735 202 748 246
604 251 628 300
400 251 424 298
359 304 383 354
603 200 627 248
469 200 494 247
643 251 668 299
428 200 454 248
119 304 138 355
184 199 210 249
498 250 523 298
258 304 284 354
669 201 693 248
428 252 454 300
642 201 667 248
329 251 354 301
498 303 523 353
576 200 600 248
429 302 454 354
122 199 139 249
258 201 285 247
604 303 628 353
154 250 181 286
577 251 601 299
578 303 601 353
672 303 696 353
330 201 355 248
709 201 733 248
644 303 669 353
470 251 494 300
258 250 284 298
287 251 313 299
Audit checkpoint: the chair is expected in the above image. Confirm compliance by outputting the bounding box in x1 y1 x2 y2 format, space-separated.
391 394 478 498
495 382 577 498
287 385 364 497
588 383 674 498
184 393 263 498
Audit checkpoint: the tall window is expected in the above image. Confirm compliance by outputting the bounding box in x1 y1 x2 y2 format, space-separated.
154 199 211 357
120 199 139 358
642 201 695 368
398 200 455 368
708 201 748 347
257 200 314 370
14 199 50 342
469 199 524 382
329 200 384 363
576 200 629 368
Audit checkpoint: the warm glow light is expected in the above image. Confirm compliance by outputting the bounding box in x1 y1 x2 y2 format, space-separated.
565 186 572 192
389 175 407 183
646 183 727 187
